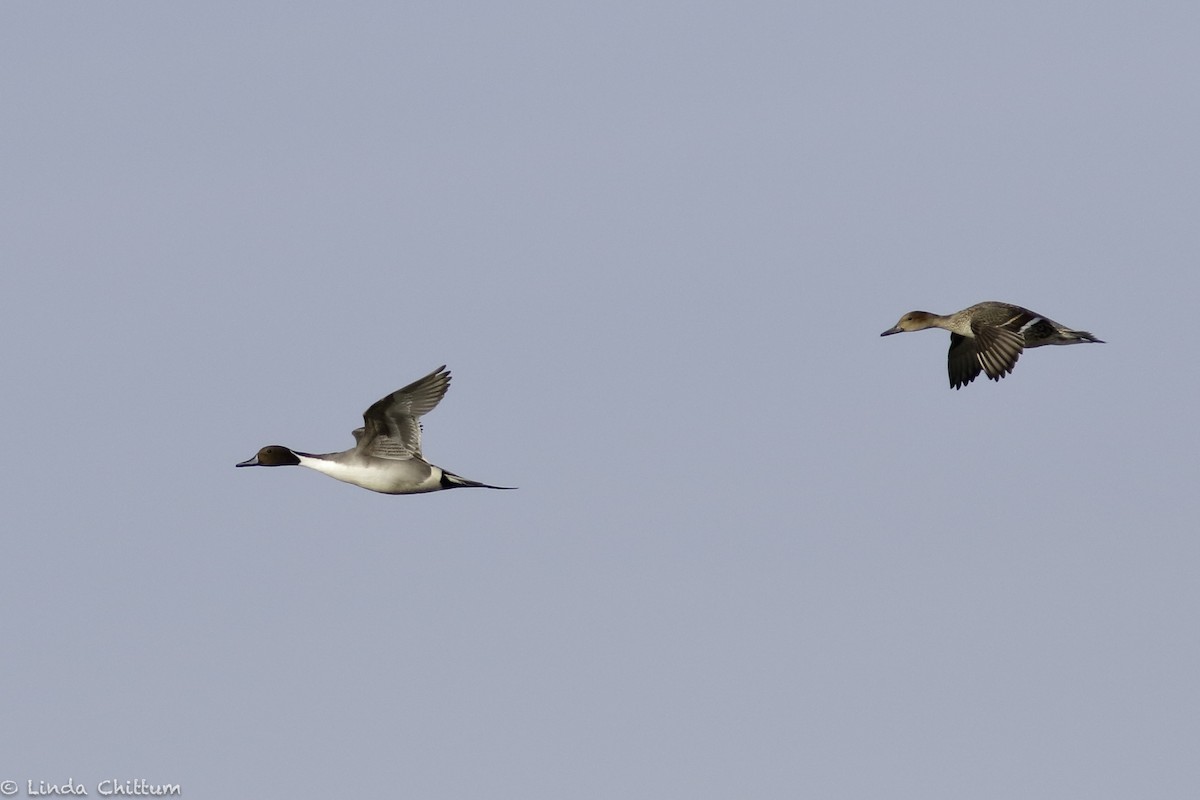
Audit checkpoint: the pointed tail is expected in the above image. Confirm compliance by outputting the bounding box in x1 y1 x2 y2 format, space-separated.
1070 329 1105 344
440 470 517 490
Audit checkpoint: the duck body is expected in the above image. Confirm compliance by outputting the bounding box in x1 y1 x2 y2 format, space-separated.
881 301 1103 389
237 366 514 494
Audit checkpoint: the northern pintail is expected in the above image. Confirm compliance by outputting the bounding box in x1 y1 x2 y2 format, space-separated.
881 301 1104 389
237 366 514 494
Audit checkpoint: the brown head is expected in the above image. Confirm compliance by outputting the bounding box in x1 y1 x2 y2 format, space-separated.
236 446 301 467
881 311 938 336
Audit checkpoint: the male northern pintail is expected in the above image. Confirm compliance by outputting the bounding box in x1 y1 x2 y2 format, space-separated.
236 366 514 494
881 301 1104 389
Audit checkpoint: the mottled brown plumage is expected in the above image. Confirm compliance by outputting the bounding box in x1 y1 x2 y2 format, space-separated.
882 302 1103 389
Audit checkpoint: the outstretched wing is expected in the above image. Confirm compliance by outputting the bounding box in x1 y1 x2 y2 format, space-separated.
972 323 1024 383
354 366 451 460
947 333 982 389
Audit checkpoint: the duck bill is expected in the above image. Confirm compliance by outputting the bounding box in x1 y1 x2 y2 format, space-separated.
235 455 261 467
880 326 902 336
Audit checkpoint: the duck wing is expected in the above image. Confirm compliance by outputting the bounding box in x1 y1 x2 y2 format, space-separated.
971 323 1024 382
947 333 983 389
355 365 451 460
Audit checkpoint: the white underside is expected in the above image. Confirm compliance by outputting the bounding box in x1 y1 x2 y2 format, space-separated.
297 453 443 494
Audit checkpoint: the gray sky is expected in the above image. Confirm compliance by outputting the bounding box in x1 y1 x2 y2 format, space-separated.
3 2 1198 798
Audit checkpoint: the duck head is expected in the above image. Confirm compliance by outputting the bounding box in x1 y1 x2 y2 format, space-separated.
881 311 938 336
236 446 301 467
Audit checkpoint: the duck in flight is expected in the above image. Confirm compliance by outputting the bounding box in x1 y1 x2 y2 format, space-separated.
237 366 514 493
881 301 1104 389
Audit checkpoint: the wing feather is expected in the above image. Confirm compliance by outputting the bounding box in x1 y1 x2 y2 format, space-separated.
354 366 451 460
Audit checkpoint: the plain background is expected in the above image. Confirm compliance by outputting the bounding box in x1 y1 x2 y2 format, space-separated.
2 3 1198 798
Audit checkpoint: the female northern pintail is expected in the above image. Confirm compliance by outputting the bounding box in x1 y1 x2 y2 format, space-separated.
237 366 514 494
881 301 1104 389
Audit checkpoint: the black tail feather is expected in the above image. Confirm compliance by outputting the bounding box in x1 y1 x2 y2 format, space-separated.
440 471 516 491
